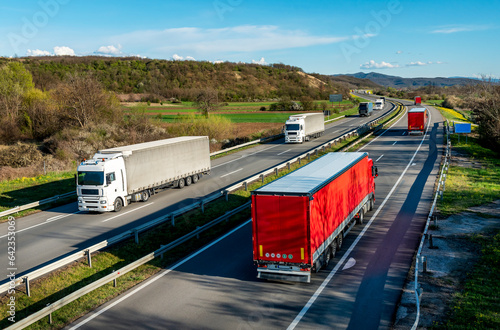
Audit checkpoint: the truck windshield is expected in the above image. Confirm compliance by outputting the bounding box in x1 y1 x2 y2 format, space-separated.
359 104 368 110
286 124 300 131
78 171 104 186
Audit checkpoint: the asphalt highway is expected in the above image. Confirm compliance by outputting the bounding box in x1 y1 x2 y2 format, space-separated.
69 100 444 329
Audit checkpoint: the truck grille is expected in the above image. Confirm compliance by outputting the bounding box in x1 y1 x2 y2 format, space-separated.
82 189 99 195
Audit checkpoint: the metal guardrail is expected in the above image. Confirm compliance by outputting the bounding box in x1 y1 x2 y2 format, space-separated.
0 102 399 296
0 191 76 218
6 202 251 330
0 191 223 295
411 120 451 330
210 133 283 156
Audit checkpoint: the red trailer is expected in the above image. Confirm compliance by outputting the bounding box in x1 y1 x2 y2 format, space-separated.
414 96 421 105
252 152 377 283
407 107 428 135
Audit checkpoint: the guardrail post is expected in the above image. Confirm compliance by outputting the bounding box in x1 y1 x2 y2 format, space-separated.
287 162 290 170
201 201 205 213
275 168 278 176
47 304 52 324
196 226 200 239
429 234 435 249
307 153 310 161
244 182 248 191
422 256 427 273
260 174 264 183
225 191 229 201
315 149 318 156
24 276 30 297
113 271 117 287
298 157 301 165
171 214 175 227
133 229 139 244
86 249 92 268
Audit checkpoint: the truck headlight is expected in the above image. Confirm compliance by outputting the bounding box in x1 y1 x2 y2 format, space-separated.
100 200 107 204
78 197 82 203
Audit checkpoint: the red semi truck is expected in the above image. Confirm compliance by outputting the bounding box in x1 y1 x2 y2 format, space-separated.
407 107 428 135
414 96 421 105
251 152 377 283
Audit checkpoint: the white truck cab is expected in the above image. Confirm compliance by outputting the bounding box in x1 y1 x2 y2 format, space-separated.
77 153 128 212
284 116 306 143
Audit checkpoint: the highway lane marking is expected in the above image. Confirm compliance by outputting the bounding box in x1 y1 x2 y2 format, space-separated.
288 110 432 330
375 154 384 162
342 258 356 270
102 203 154 223
0 211 83 238
277 149 292 156
220 168 243 178
393 141 397 145
402 132 406 135
69 219 252 329
212 145 281 169
358 106 408 151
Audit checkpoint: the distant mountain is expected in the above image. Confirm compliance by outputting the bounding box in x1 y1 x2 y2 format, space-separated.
335 72 481 88
329 74 382 89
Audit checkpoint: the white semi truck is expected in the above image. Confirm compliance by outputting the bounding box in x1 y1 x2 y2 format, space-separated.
77 136 211 212
374 99 385 110
284 113 325 143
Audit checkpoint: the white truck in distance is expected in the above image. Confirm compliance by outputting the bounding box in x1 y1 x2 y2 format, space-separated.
374 98 385 110
284 113 325 143
77 136 211 212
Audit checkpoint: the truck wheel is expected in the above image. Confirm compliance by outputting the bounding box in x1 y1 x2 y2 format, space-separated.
356 210 364 225
178 178 185 189
113 198 123 212
141 191 149 202
192 174 199 184
185 176 192 186
330 241 337 259
323 248 331 268
369 197 374 211
337 234 343 250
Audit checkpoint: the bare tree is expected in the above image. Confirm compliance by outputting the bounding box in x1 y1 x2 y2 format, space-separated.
195 89 219 118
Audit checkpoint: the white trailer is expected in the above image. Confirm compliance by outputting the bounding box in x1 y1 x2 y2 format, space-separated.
77 136 211 212
284 113 325 143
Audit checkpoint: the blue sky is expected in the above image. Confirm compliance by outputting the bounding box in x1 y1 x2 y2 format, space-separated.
0 0 498 78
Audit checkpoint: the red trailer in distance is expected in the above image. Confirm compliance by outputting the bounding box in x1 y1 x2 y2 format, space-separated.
407 107 428 135
414 96 422 105
251 152 377 283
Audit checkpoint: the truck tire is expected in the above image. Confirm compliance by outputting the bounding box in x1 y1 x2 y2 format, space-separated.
178 178 185 189
330 241 337 259
356 210 364 225
192 174 199 184
113 198 123 212
369 197 374 211
337 234 343 250
323 247 331 268
141 190 149 202
185 176 192 186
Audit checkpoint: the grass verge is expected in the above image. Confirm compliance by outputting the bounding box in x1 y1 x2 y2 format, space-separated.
1 133 359 329
441 231 500 329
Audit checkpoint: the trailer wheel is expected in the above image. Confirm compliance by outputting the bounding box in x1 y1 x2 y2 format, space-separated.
178 178 185 189
141 190 149 202
330 241 337 259
185 176 192 186
369 197 374 211
337 234 343 250
113 198 123 212
192 174 199 184
323 248 331 268
356 210 364 225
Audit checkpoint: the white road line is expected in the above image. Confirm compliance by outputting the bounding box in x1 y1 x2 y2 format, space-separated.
102 203 154 223
402 131 406 135
287 111 432 330
220 168 243 178
392 141 397 145
212 145 281 169
358 107 408 151
70 219 252 329
277 149 292 156
0 211 83 238
375 154 384 162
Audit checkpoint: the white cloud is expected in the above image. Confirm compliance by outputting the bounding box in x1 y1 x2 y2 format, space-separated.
95 45 122 55
406 61 444 67
252 57 267 65
431 24 492 34
396 50 403 54
26 49 51 56
172 54 195 61
54 46 75 56
113 25 350 55
360 60 399 69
